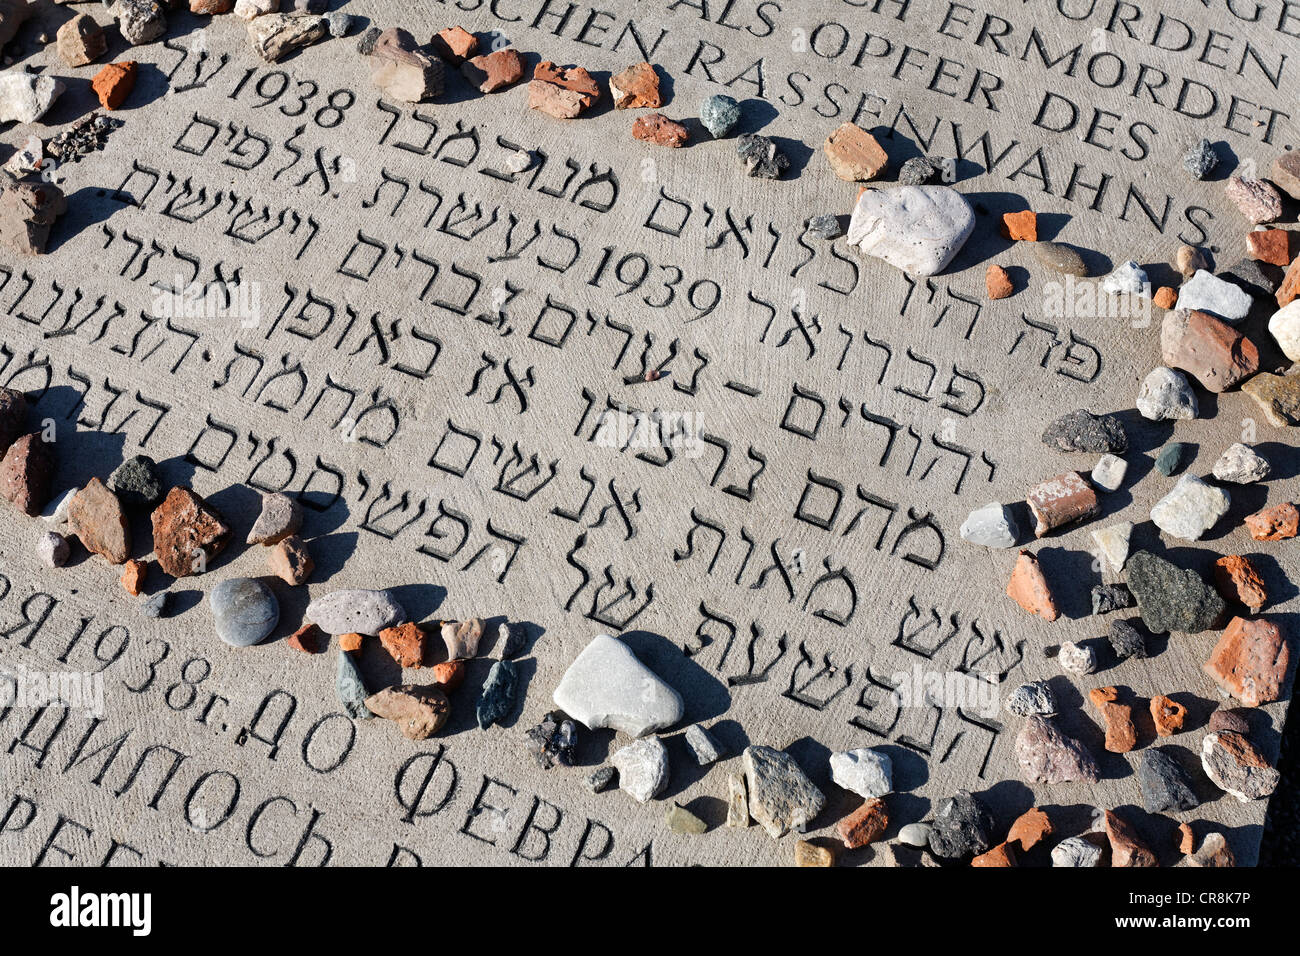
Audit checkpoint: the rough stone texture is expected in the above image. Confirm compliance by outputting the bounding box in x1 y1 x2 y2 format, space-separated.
1041 409 1128 453
440 618 483 659
1006 549 1058 621
1150 474 1230 540
1183 138 1217 179
611 736 669 803
1004 681 1057 717
985 263 1013 299
1008 808 1053 850
1248 228 1290 267
1203 616 1289 706
1150 695 1188 737
1244 502 1300 540
684 723 724 765
111 0 165 45
286 622 323 654
1089 686 1138 752
1127 550 1226 634
247 492 303 545
57 14 107 67
528 61 599 118
1090 583 1132 615
250 13 327 64
266 534 312 585
823 121 889 181
847 185 974 276
523 711 576 770
0 434 52 516
35 530 70 569
107 455 163 508
1270 300 1300 361
209 577 278 647
1059 640 1098 674
430 26 477 65
1137 367 1198 421
1213 555 1268 613
68 478 130 565
120 559 146 596
150 487 231 577
1154 441 1190 477
959 501 1019 548
1109 620 1147 660
0 178 68 255
1016 716 1099 783
735 133 787 178
743 745 825 838
336 650 371 720
92 62 137 110
378 621 426 667
1026 471 1099 537
725 772 748 828
307 589 405 636
665 803 707 834
1091 521 1132 571
1001 210 1037 241
460 48 523 92
829 748 892 798
1106 809 1158 867
1176 269 1253 323
0 388 26 457
631 113 688 148
552 633 683 737
794 840 833 866
1241 371 1300 426
699 93 740 137
365 685 450 740
837 797 887 849
1185 832 1236 867
1225 174 1283 223
1161 309 1259 392
476 659 518 728
1202 731 1280 801
369 27 442 100
1052 835 1104 867
1213 443 1270 483
608 61 661 108
928 790 995 859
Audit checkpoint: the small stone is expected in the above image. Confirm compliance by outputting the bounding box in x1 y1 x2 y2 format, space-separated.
111 0 165 45
684 723 724 765
1058 640 1098 675
1102 259 1149 296
57 13 106 67
552 633 683 737
141 591 168 619
972 842 1018 867
608 61 661 108
439 618 483 659
665 802 707 834
1201 730 1279 801
1203 615 1289 706
1088 686 1138 753
611 736 669 803
528 61 600 118
35 530 69 568
0 177 66 255
847 185 975 276
150 487 230 577
1213 554 1267 613
743 745 825 838
823 121 888 181
267 534 312 586
120 558 145 596
1031 240 1088 276
1041 408 1128 453
1001 209 1037 241
1091 521 1132 572
1150 695 1188 737
1179 822 1196 855
1162 309 1259 392
1154 441 1191 477
91 61 136 110
1278 257 1300 306
1177 243 1212 279
928 790 995 860
0 71 65 126
586 766 615 793
1212 443 1270 484
1241 372 1300 426
1006 549 1058 621
794 840 833 867
324 11 353 37
1128 550 1225 633
1208 707 1252 734
68 478 130 565
632 113 688 147
338 632 363 652
1052 835 1104 867
1176 269 1253 324
460 47 523 92
286 623 323 654
959 501 1019 548
250 13 327 63
1007 808 1053 851
899 823 932 847
1013 717 1097 785
1244 501 1299 540
523 711 576 769
1247 228 1290 266
307 588 405 636
0 434 52 516
1090 454 1128 492
336 649 371 720
736 133 788 179
430 25 476 65
1271 299 1300 361
365 685 450 740
234 0 276 19
1223 257 1283 298
369 27 443 100
107 455 163 508
1225 174 1282 223
209 578 278 647
1186 832 1236 867
725 771 749 827
476 659 518 729
1150 474 1229 540
1026 471 1099 536
1183 138 1217 179
986 263 1013 299
497 620 527 658
805 214 842 240
1091 583 1133 615
1004 681 1058 717
1105 809 1158 867
829 748 892 798
431 659 465 693
355 25 379 54
700 93 741 137
1153 286 1178 309
1137 367 1198 421
837 797 888 849
1109 619 1147 660
0 388 25 456
503 149 532 174
378 621 426 667
42 488 74 525
247 491 302 545
898 156 940 185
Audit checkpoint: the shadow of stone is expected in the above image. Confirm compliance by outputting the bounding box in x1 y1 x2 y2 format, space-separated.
307 530 358 584
619 628 731 725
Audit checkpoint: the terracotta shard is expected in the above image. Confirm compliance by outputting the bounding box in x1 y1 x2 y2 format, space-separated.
1007 550 1058 621
1203 616 1290 706
1026 471 1099 536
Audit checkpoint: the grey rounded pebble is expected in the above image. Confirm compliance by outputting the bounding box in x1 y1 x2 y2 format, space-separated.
324 11 354 37
1004 680 1058 717
700 93 740 138
307 588 405 636
586 765 616 793
1031 240 1089 277
898 822 932 847
1183 138 1217 179
209 578 278 647
1155 441 1190 476
141 591 169 619
35 530 69 568
107 454 163 508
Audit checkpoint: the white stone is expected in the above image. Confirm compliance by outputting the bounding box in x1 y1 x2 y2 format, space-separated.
1137 366 1198 421
1150 474 1230 541
0 71 66 124
1212 443 1271 484
1090 454 1128 492
898 823 932 847
846 185 975 276
1176 269 1252 324
552 633 684 737
234 0 278 19
41 487 76 525
1052 835 1103 867
959 501 1019 548
830 748 893 798
1090 521 1132 573
1268 299 1300 362
610 736 669 803
1059 641 1097 675
1101 259 1149 296
743 745 825 838
306 588 405 635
